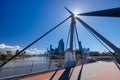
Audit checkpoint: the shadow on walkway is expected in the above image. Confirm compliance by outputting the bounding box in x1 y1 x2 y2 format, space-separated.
49 70 58 80
58 68 72 80
69 68 74 79
49 65 83 80
77 65 83 80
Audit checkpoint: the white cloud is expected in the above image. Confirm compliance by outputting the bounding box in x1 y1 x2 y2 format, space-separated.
0 44 45 55
26 48 45 54
0 44 20 49
0 44 21 53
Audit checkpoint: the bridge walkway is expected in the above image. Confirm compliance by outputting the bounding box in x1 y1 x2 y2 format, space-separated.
18 61 120 80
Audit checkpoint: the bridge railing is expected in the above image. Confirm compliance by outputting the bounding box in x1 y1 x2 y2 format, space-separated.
0 57 83 79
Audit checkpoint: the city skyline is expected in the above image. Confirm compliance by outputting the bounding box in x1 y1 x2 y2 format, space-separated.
0 0 120 53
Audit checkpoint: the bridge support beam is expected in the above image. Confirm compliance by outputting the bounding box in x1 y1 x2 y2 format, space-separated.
76 17 120 64
69 16 76 51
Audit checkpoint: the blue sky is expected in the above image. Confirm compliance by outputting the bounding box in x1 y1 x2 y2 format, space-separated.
0 0 120 52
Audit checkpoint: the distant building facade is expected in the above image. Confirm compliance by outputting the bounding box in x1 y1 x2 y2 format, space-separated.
16 50 19 54
78 41 82 53
47 39 64 55
83 48 90 56
58 39 64 54
49 44 54 55
6 50 12 54
50 44 54 51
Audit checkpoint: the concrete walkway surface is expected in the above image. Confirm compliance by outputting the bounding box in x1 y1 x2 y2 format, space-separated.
18 61 120 80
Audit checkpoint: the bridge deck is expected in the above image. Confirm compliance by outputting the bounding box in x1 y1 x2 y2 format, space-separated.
18 61 120 80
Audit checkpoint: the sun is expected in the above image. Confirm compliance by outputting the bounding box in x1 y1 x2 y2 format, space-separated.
73 10 79 17
74 13 78 17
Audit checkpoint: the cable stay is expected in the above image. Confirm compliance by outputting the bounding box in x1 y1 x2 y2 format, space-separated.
66 25 71 49
1 7 120 79
84 24 120 70
78 7 120 17
0 16 71 68
76 17 120 68
74 25 83 64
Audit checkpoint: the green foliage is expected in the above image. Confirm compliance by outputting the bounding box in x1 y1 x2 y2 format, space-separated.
0 54 7 60
76 54 81 60
0 52 30 61
54 48 59 55
89 51 100 56
0 53 13 61
50 55 59 59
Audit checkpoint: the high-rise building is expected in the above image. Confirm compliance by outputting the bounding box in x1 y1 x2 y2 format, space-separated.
6 50 12 54
16 50 19 54
58 39 64 54
78 41 82 52
50 44 54 51
83 48 90 56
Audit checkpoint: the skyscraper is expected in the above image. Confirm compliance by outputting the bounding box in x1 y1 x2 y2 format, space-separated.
58 39 64 54
16 50 19 54
78 41 82 53
50 44 54 51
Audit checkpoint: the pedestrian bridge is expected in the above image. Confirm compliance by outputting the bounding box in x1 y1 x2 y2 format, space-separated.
0 7 120 80
15 61 120 80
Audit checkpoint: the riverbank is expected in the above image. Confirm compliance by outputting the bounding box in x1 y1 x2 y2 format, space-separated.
0 53 31 62
0 56 57 78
